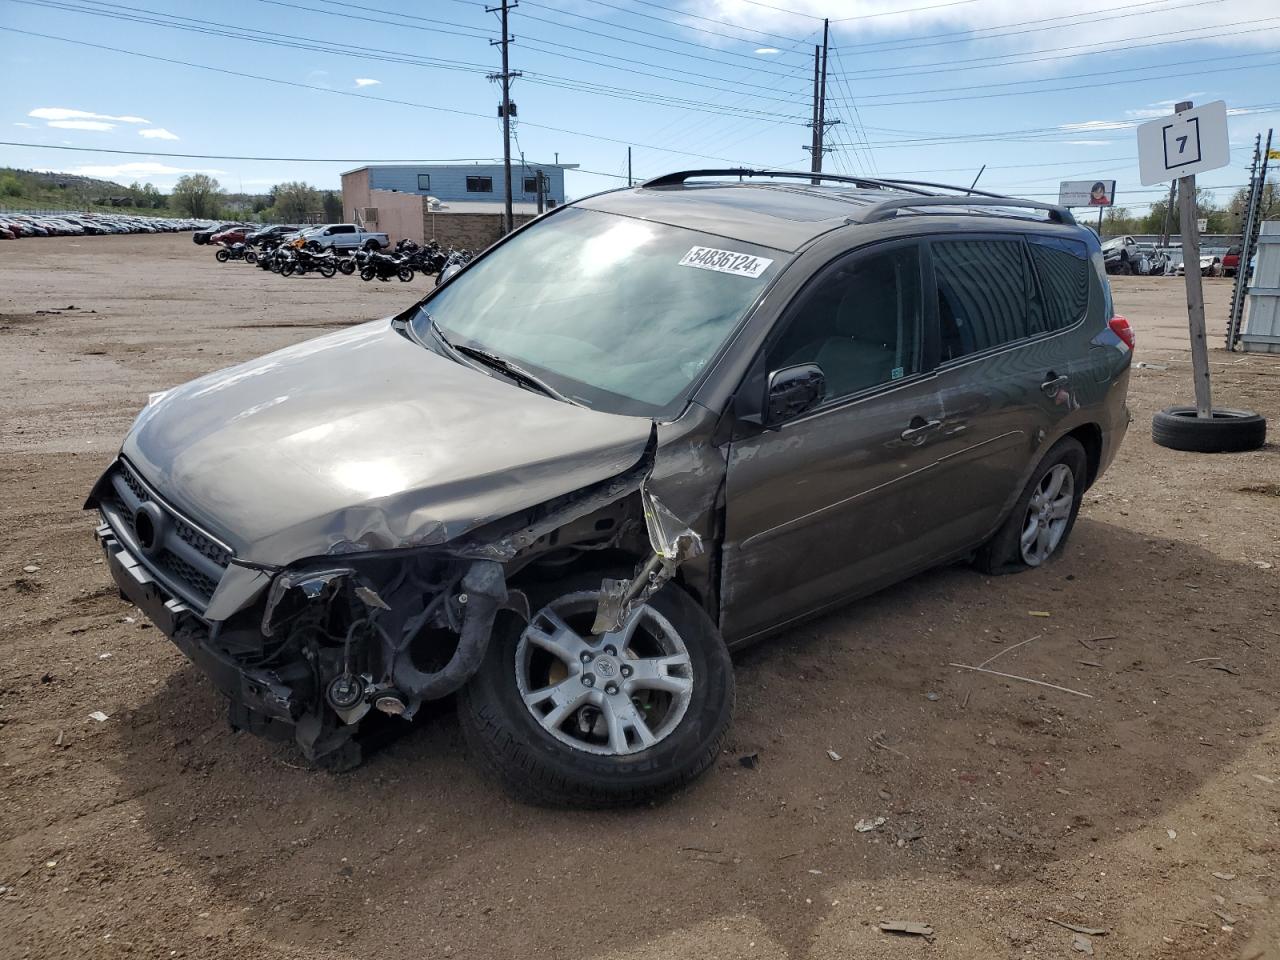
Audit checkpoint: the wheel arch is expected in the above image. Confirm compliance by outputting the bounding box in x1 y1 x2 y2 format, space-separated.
1064 421 1103 489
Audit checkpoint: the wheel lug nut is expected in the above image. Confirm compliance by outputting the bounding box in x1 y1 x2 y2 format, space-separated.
582 673 595 687
604 645 617 656
620 665 632 678
605 683 618 695
580 651 592 663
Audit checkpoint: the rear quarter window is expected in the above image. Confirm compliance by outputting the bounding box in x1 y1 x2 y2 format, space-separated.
1028 235 1089 332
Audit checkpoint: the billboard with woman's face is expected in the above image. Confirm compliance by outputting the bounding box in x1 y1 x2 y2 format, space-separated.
1059 179 1116 207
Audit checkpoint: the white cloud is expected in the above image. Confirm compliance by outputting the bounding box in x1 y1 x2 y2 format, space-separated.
13 121 34 128
48 120 116 131
754 47 780 54
139 127 180 140
354 77 381 87
29 107 150 124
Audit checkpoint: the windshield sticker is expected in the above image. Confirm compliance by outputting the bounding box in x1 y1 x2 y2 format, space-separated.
679 246 773 278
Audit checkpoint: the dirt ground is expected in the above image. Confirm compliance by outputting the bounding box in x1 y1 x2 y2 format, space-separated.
1 233 1277 960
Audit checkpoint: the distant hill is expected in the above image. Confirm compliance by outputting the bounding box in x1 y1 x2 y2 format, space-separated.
17 168 131 194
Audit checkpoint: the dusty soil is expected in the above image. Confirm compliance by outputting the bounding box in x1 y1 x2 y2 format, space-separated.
1 233 1278 960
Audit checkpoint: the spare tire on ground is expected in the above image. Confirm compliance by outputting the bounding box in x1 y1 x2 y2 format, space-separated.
1152 406 1267 453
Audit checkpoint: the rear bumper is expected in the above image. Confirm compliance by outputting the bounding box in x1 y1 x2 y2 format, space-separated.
98 523 302 724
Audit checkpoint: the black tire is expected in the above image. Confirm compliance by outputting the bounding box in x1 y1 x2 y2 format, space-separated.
214 248 230 262
319 262 337 278
364 239 379 251
397 266 414 282
359 267 375 281
245 251 257 264
1152 406 1266 453
458 572 734 808
975 436 1087 575
280 261 295 277
338 259 355 275
1116 256 1132 276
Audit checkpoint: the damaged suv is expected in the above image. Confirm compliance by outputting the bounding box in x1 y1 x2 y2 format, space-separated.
88 170 1132 805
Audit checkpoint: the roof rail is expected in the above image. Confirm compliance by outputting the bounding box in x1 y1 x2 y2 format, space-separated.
639 168 1075 225
859 195 1076 225
640 168 935 196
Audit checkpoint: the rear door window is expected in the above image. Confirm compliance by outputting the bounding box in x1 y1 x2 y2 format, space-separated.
1027 235 1090 331
931 238 1033 361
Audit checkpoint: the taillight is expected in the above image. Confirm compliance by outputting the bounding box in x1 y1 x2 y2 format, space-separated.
1108 315 1135 350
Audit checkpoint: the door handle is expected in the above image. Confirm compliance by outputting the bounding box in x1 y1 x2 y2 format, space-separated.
1041 373 1069 397
900 417 942 444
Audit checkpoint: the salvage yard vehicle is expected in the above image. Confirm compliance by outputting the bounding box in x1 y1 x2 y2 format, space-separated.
88 170 1132 806
1101 234 1142 274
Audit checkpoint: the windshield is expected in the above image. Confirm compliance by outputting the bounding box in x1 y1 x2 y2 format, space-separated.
410 206 782 416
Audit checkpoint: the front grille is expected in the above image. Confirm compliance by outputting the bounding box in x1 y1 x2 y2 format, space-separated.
98 459 234 612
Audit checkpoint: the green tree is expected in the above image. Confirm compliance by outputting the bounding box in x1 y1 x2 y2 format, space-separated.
271 181 321 222
0 172 22 197
170 174 224 218
322 190 342 222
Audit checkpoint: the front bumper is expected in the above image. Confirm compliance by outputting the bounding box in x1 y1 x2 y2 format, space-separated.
99 523 302 724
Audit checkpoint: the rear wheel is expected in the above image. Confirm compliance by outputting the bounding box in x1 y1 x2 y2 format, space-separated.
214 248 229 262
245 250 257 264
319 262 337 278
459 572 734 808
975 437 1087 575
280 261 295 277
397 266 414 282
359 267 375 281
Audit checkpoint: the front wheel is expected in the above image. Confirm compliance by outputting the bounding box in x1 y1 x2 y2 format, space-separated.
975 436 1087 575
459 572 734 808
359 267 375 281
338 259 355 275
397 266 414 282
214 248 230 262
280 261 295 277
319 262 337 278
245 251 257 264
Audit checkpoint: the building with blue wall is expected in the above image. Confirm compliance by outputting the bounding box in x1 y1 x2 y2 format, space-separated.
341 162 576 207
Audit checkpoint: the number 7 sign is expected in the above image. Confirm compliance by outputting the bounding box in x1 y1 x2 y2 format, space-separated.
1138 100 1229 185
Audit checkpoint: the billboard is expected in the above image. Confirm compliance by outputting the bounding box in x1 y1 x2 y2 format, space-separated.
1058 180 1116 207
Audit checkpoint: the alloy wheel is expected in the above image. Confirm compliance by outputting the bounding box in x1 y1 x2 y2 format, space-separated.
1020 464 1074 566
515 592 695 756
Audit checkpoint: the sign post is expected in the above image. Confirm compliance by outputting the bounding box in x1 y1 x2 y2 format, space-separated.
1137 99 1230 420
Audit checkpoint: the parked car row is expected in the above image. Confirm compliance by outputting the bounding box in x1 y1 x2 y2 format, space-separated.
0 212 205 239
194 222 390 250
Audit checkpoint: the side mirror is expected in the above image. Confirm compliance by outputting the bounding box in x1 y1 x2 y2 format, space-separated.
766 363 826 424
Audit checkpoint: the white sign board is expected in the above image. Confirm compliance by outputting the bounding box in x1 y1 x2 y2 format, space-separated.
1137 100 1230 185
1059 179 1116 207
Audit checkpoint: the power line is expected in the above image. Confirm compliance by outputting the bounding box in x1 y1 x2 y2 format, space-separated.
832 19 1279 80
0 139 634 180
11 0 813 120
832 0 1225 53
0 26 816 167
525 0 809 48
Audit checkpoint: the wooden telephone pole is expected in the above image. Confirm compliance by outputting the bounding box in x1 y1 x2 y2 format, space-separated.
488 0 521 234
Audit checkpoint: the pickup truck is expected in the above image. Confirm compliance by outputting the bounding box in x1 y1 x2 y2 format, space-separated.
301 223 388 252
1101 235 1142 275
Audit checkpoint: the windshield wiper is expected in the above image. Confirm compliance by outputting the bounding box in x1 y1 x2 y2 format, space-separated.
452 344 582 406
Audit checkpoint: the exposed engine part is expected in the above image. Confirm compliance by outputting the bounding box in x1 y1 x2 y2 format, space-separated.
592 483 704 635
389 559 507 702
375 693 407 716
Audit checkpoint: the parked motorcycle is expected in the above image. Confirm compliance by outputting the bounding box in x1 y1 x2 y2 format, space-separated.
433 248 473 286
215 241 255 263
284 247 339 278
358 250 413 282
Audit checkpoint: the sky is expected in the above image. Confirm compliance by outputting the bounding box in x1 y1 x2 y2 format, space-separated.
1 0 1278 214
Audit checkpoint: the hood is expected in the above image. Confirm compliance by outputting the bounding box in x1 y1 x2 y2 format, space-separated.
123 320 653 565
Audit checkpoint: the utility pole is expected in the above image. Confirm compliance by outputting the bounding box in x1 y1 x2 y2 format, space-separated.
803 20 838 184
487 0 520 234
1159 179 1177 247
535 168 545 214
1174 100 1212 418
627 146 632 187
